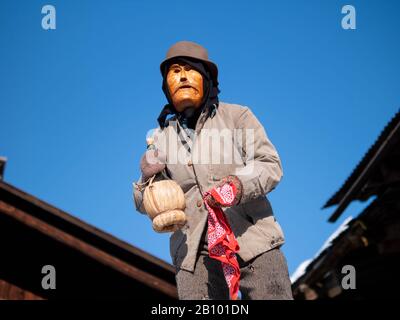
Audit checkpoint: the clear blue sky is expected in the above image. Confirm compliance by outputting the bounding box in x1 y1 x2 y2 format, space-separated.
1 0 399 276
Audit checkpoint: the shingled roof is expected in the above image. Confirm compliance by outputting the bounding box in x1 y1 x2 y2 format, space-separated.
323 109 400 222
0 179 178 299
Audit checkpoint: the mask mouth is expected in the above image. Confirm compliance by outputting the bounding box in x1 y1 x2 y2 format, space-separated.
175 84 197 94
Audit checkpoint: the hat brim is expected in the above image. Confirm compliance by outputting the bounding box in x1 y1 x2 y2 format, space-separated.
160 56 218 85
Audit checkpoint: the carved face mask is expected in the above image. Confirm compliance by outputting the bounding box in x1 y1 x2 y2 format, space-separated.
166 63 204 112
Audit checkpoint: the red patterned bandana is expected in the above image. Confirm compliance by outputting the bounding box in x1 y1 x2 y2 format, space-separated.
203 181 241 300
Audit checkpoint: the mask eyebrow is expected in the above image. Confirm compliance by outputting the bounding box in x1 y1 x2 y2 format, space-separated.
169 63 181 70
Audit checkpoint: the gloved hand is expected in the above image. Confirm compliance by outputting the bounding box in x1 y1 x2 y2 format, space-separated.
204 175 243 208
140 149 167 182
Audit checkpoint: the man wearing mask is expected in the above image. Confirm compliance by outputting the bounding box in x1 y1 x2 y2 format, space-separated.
133 41 293 300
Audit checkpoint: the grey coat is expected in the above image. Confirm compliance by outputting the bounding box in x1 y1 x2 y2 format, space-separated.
133 102 285 273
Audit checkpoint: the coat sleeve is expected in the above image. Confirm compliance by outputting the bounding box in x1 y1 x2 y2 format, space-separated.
132 175 148 215
132 126 168 215
235 107 283 204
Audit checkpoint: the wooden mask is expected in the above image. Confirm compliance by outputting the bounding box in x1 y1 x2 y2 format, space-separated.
166 62 204 112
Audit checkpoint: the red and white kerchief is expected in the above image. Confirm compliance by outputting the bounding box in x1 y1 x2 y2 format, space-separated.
203 181 240 300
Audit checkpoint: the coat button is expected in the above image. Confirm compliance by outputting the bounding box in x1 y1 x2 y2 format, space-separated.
197 200 203 207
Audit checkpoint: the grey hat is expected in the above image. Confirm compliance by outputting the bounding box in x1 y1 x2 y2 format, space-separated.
160 41 218 82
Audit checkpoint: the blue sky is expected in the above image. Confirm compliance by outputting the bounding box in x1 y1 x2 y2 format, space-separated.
1 0 399 277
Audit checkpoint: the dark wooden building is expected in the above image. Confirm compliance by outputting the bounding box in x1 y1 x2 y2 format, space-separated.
0 164 178 300
292 109 400 300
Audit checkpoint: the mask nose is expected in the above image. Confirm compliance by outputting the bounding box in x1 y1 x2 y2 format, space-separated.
180 69 188 82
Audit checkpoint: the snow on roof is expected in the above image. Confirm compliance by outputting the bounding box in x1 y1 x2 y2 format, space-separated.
290 259 313 284
314 216 353 258
290 216 353 284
